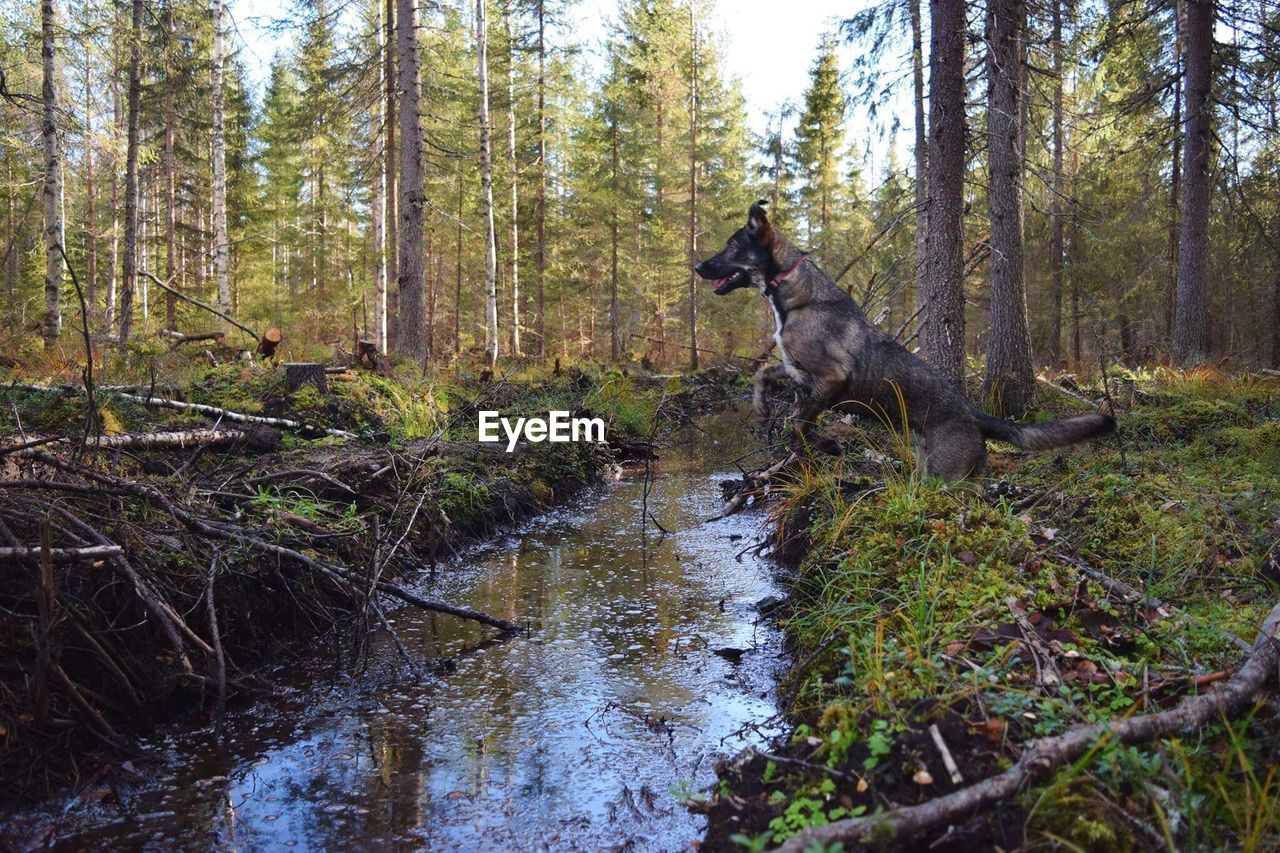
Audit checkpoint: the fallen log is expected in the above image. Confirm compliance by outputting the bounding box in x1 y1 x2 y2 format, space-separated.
777 598 1280 852
3 429 279 456
161 329 226 346
109 392 354 439
0 544 123 562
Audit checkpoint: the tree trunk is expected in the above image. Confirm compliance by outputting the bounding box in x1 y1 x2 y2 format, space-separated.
505 3 521 357
393 0 429 364
384 0 398 323
477 0 499 367
41 0 63 344
455 164 464 356
534 0 547 358
1047 0 1065 367
118 0 142 345
983 0 1035 416
1165 2 1183 347
922 0 966 386
83 53 98 328
371 0 388 353
910 0 927 329
211 0 231 326
163 0 177 329
1172 0 1213 366
610 107 620 363
687 6 699 371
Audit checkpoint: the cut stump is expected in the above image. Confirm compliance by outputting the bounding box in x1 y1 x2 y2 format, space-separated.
283 363 328 394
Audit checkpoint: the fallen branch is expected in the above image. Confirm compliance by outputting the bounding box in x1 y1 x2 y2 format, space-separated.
711 452 797 520
1036 375 1099 408
140 270 258 341
111 392 354 439
1058 552 1173 619
778 599 1280 852
0 544 123 562
1007 596 1062 689
161 329 226 346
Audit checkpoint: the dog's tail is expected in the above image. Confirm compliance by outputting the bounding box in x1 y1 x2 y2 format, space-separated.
978 411 1116 451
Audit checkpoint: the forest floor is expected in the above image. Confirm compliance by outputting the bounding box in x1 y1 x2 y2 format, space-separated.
701 367 1280 851
0 354 747 804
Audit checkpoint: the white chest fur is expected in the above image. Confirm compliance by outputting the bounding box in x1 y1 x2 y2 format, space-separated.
767 293 806 385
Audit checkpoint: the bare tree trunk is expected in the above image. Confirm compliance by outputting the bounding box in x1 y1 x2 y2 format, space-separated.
910 0 927 326
534 0 546 358
118 0 142 345
1165 2 1183 347
455 164 464 357
163 0 177 329
922 0 966 386
687 5 699 371
41 0 63 344
83 53 98 328
983 0 1034 416
1047 0 1065 366
1172 0 1213 366
211 0 231 326
394 0 428 363
371 0 388 353
504 3 521 356
477 0 499 366
610 107 620 363
384 0 398 327
106 68 120 334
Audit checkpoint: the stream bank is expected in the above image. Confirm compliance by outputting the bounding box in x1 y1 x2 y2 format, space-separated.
2 405 786 851
0 365 747 805
702 369 1280 850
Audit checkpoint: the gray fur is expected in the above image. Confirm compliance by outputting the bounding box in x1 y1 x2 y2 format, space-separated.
693 203 1116 481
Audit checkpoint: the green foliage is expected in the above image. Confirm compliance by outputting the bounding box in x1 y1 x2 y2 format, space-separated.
742 371 1280 848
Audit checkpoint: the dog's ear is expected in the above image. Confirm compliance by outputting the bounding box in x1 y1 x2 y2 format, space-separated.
746 200 774 246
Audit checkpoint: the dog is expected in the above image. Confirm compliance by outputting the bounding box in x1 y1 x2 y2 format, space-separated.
692 202 1116 481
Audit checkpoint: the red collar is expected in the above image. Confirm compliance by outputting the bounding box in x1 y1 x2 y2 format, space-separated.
764 257 804 297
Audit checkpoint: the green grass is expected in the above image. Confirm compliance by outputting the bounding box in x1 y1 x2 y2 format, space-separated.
727 369 1280 850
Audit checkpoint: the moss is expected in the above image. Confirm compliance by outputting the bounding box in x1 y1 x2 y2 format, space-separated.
718 369 1280 850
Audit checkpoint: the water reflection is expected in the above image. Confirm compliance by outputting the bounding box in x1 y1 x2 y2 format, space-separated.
5 408 785 852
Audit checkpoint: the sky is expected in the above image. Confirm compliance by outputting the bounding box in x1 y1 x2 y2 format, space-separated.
229 0 904 164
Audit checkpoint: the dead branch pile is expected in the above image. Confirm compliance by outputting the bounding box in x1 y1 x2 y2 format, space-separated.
0 432 591 799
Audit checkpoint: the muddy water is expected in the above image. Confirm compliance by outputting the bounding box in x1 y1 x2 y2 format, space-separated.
7 408 785 851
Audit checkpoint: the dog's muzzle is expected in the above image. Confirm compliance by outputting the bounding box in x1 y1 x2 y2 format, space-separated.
693 261 748 295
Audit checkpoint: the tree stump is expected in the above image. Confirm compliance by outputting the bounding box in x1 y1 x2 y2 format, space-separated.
283 362 328 394
356 340 380 371
257 327 283 360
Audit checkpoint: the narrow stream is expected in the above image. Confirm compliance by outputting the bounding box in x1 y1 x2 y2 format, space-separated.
5 407 785 851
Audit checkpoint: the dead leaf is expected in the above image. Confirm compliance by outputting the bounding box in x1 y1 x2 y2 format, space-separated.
972 718 1007 741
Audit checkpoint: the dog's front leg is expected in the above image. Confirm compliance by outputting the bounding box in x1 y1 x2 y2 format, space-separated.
753 363 791 423
790 386 842 456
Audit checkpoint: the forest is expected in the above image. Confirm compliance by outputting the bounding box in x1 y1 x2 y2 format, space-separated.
3 0 1280 850
1 0 1275 376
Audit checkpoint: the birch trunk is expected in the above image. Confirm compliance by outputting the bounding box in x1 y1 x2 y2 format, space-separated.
477 0 500 366
41 0 63 344
505 4 521 356
163 0 177 329
371 0 388 353
211 0 231 326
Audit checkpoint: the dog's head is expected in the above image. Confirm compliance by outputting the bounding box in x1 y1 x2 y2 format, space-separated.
693 201 778 295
